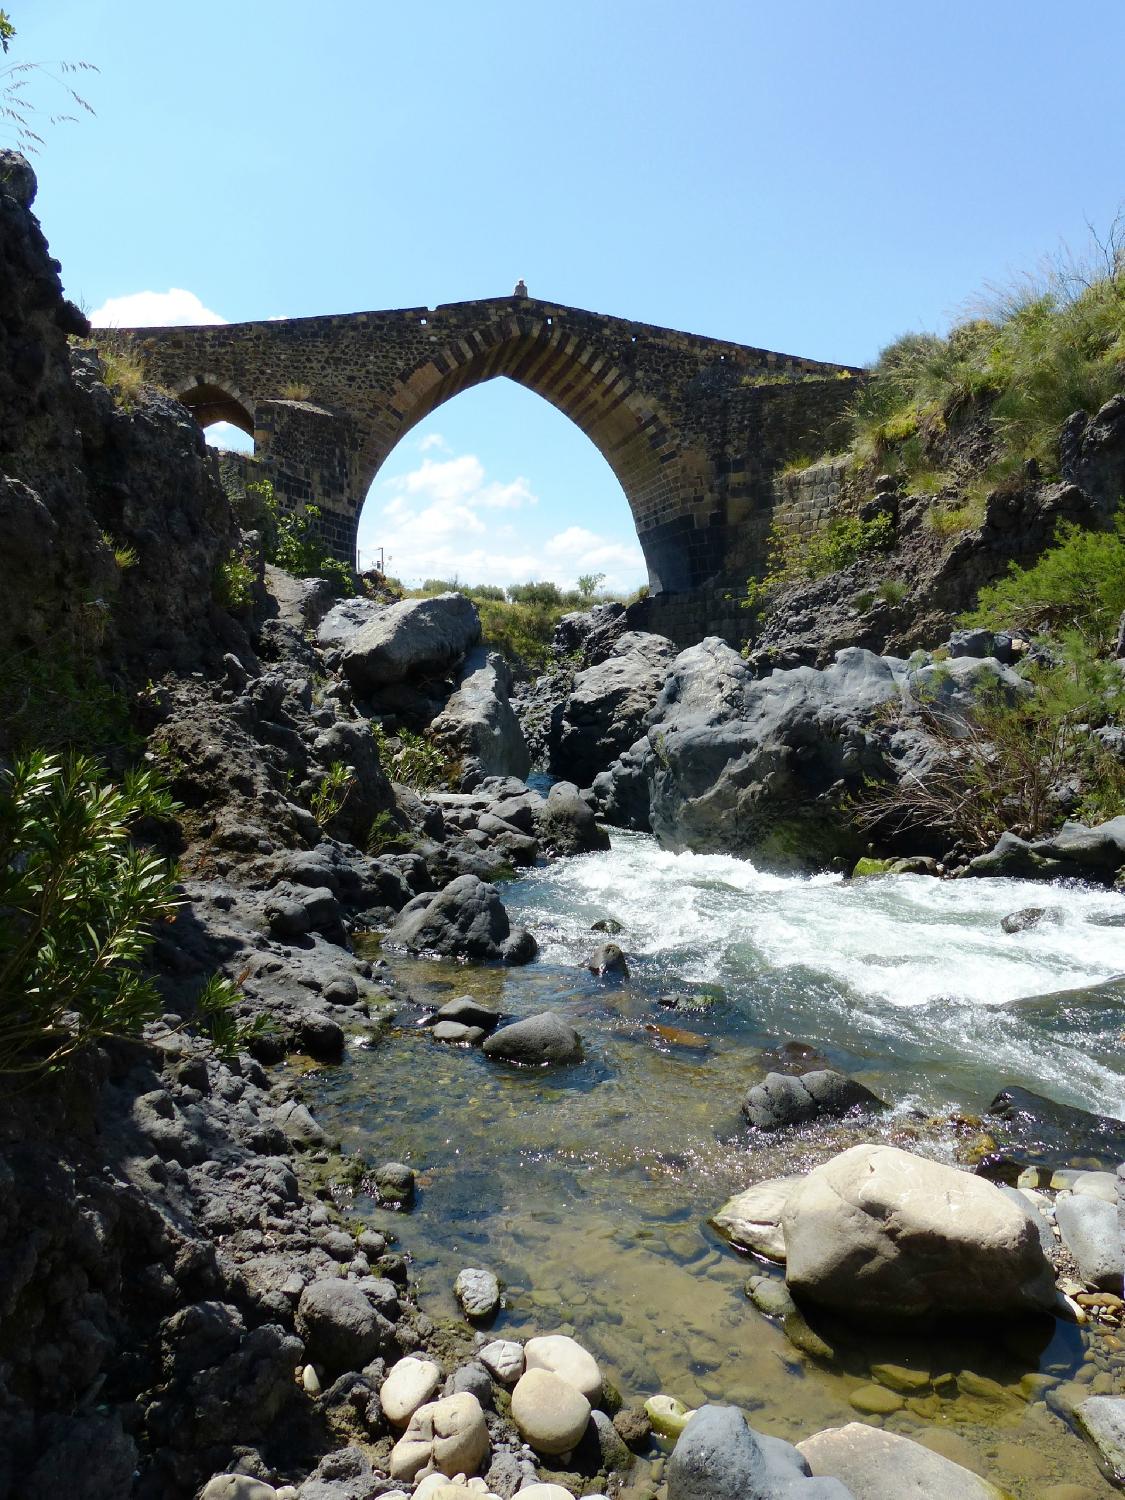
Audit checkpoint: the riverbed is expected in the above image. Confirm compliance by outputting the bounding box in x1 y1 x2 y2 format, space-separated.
309 834 1125 1497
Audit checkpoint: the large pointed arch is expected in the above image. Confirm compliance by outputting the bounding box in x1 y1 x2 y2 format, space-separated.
356 313 690 589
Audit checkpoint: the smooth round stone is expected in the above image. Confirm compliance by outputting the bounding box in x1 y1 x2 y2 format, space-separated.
200 1482 278 1500
849 1383 904 1415
644 1393 693 1437
413 1476 497 1500
301 1364 321 1395
381 1355 442 1425
524 1333 602 1403
511 1367 591 1455
389 1392 489 1480
455 1267 500 1320
515 1488 576 1500
478 1339 524 1385
432 1020 486 1045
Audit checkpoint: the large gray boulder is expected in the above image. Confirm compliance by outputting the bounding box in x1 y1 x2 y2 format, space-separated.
316 594 382 649
797 1423 1003 1498
667 1405 852 1500
742 1070 885 1132
538 780 610 855
482 1012 583 1066
341 592 480 692
780 1144 1056 1319
551 630 676 785
430 647 530 786
966 815 1125 884
296 1279 394 1373
383 874 536 964
593 640 915 869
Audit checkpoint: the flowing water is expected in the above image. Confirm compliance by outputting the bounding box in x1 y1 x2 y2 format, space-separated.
309 834 1125 1497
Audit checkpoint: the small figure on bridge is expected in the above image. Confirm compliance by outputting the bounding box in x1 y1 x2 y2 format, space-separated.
513 278 528 298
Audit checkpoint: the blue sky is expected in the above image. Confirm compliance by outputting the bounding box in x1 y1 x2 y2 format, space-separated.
11 1 1125 590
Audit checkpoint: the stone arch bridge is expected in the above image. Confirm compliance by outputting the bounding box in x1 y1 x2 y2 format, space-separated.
104 296 861 640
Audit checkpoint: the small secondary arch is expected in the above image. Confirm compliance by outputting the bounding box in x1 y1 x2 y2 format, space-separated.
175 379 255 437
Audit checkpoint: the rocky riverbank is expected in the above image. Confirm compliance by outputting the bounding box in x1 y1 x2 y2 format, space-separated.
2 147 1125 1500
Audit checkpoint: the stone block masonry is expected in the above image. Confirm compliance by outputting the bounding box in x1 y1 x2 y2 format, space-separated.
98 297 861 643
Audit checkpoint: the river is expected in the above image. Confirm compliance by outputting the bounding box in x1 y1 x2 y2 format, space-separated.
310 834 1125 1497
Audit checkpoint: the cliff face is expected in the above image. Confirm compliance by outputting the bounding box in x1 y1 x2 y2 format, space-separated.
0 149 240 750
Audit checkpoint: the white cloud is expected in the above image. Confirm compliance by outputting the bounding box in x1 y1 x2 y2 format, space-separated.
418 432 449 453
89 288 227 328
358 445 645 593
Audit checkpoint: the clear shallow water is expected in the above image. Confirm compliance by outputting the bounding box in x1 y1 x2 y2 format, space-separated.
308 835 1125 1498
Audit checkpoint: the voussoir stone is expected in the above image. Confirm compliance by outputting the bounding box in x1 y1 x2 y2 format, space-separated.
798 1422 1004 1498
524 1333 603 1403
380 1355 443 1425
389 1391 490 1481
511 1367 591 1455
781 1143 1056 1319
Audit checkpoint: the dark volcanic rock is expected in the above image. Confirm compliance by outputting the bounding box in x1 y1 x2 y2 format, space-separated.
966 816 1125 885
341 592 480 692
382 874 536 963
482 1012 584 1066
987 1085 1125 1164
743 1071 885 1132
667 1404 850 1500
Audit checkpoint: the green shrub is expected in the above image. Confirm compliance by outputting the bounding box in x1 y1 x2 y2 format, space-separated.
366 808 414 855
308 760 355 828
370 724 450 791
248 478 357 596
507 580 566 607
0 752 179 1076
193 973 275 1061
964 507 1125 652
743 511 896 613
876 578 909 605
214 550 255 612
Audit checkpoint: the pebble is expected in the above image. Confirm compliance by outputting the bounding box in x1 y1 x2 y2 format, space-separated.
524 1333 602 1403
381 1355 443 1425
478 1339 524 1385
455 1267 501 1320
848 1383 904 1415
644 1393 693 1437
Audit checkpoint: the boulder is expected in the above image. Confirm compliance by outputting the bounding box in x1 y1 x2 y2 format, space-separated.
586 942 629 978
389 1392 490 1481
797 1423 1004 1498
383 874 536 964
666 1405 850 1500
380 1356 443 1426
780 1144 1056 1319
742 1071 884 1132
296 1280 394 1373
423 996 500 1032
1076 1395 1125 1485
612 640 912 869
316 595 383 650
510 1367 591 1455
1055 1194 1123 1291
524 1333 602 1403
538 781 610 855
342 592 481 692
711 1176 802 1261
987 1085 1125 1162
745 1275 834 1361
482 1013 583 1067
430 647 530 786
454 1267 500 1320
374 1161 415 1207
551 631 676 785
966 816 1125 884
